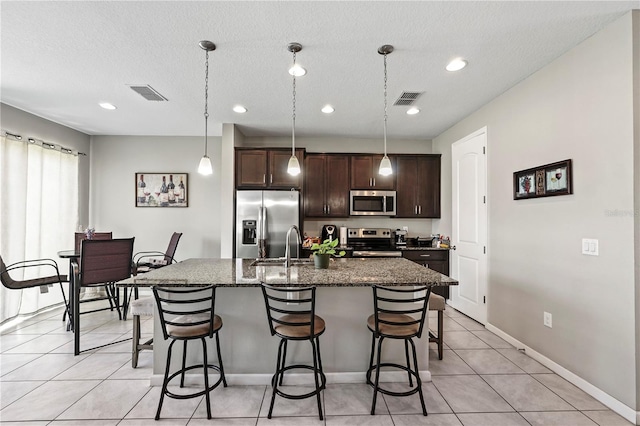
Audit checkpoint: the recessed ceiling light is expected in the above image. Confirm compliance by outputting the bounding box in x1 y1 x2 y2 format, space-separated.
406 107 420 115
321 105 335 114
99 102 117 110
446 58 467 72
288 64 306 76
233 105 247 113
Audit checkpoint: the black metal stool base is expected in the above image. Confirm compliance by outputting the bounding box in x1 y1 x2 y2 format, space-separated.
268 338 326 420
156 337 227 420
367 336 428 416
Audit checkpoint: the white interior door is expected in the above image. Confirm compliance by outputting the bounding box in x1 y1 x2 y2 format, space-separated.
450 128 488 324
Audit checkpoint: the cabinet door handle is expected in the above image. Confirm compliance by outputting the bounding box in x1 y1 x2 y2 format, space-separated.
270 174 273 184
414 206 418 215
263 174 266 184
327 205 331 214
420 254 431 258
418 205 422 215
372 178 376 187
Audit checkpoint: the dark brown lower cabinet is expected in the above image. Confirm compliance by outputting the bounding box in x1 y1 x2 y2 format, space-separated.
402 249 450 299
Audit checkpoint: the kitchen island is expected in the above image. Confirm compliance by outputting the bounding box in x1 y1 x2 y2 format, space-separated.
119 257 457 385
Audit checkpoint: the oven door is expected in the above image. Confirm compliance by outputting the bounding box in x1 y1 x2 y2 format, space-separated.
350 190 396 216
352 250 402 258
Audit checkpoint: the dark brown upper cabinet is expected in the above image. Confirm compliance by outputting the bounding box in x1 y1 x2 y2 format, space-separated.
304 154 349 218
350 155 395 190
395 155 441 218
235 148 304 189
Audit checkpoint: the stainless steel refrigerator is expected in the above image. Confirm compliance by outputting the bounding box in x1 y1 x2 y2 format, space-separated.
235 190 300 258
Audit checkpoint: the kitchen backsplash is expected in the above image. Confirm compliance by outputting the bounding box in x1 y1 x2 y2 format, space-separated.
303 218 433 239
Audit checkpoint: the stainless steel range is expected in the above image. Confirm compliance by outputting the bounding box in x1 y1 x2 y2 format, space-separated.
347 228 402 258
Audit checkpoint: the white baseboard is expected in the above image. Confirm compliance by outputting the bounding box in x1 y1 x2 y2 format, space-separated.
486 323 639 425
150 370 431 387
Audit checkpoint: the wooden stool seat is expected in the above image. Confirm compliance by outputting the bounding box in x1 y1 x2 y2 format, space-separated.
275 314 325 338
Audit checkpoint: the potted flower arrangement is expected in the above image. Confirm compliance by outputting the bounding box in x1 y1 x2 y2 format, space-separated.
310 238 346 269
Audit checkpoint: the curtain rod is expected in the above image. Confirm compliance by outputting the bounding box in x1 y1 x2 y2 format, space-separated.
2 130 87 156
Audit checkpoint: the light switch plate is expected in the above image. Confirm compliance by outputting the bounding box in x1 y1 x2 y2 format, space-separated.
582 238 599 256
544 311 552 328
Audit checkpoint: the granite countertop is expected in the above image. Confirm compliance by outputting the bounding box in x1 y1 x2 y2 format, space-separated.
118 257 458 288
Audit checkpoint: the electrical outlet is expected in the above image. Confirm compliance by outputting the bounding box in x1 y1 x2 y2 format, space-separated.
582 238 599 256
543 312 552 328
402 226 409 232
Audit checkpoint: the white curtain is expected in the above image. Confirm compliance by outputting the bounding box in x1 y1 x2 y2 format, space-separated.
0 135 79 323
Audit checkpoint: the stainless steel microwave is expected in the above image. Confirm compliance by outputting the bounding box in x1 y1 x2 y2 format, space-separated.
350 190 396 216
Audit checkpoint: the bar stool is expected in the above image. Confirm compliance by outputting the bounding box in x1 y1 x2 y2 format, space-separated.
366 285 431 416
152 285 227 420
260 284 326 420
131 296 154 367
428 293 445 360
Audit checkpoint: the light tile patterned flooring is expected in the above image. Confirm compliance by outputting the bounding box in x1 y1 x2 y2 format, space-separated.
0 304 632 425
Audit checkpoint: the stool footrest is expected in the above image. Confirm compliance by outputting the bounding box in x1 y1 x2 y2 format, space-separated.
366 363 422 397
272 364 326 399
164 364 225 400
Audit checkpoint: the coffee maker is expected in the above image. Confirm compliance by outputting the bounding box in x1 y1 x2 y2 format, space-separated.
321 225 337 242
394 229 407 247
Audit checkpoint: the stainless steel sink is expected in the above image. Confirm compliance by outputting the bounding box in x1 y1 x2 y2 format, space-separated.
250 258 314 267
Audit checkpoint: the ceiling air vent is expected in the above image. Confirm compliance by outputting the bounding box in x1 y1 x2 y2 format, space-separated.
128 85 168 101
393 91 422 106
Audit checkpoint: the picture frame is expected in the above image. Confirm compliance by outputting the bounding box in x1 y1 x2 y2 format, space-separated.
513 159 572 200
135 173 188 207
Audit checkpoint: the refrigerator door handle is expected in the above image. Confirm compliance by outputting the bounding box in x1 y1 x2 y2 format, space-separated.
261 206 268 239
257 207 263 240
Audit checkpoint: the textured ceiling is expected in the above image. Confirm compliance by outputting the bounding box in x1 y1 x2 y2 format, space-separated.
1 1 637 139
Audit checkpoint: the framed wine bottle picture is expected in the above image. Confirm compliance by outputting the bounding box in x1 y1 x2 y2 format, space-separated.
513 160 572 200
135 172 188 207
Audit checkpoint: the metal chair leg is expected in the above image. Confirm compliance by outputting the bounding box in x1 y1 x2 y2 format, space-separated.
410 338 428 416
311 338 324 420
215 332 227 387
201 338 212 420
405 339 413 386
156 339 174 420
279 339 288 386
132 314 140 368
371 336 385 415
180 340 188 387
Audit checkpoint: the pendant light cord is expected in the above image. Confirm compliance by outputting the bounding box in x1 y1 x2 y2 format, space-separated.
204 49 210 157
383 52 388 157
292 50 297 156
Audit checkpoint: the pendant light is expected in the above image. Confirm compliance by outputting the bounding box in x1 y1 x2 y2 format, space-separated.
378 44 393 176
286 42 302 176
197 40 215 175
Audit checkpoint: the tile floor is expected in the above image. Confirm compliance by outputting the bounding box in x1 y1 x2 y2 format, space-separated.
0 303 632 425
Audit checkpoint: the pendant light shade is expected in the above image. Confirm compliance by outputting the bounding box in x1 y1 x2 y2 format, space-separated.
378 44 394 176
198 156 213 175
379 155 392 176
287 155 301 176
287 42 302 176
198 40 216 176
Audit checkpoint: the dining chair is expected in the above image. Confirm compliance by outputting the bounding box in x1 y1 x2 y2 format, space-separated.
73 237 135 355
0 255 69 320
133 232 182 273
66 232 113 323
366 284 431 416
74 231 113 253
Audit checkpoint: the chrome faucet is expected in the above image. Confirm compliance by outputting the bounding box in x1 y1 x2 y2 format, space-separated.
284 225 302 268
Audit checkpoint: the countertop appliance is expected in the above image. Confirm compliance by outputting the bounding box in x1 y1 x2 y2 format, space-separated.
236 190 300 258
347 228 402 258
349 190 396 216
321 224 337 242
394 229 407 247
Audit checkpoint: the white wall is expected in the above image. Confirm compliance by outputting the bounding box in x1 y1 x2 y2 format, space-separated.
90 135 222 260
434 12 637 409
